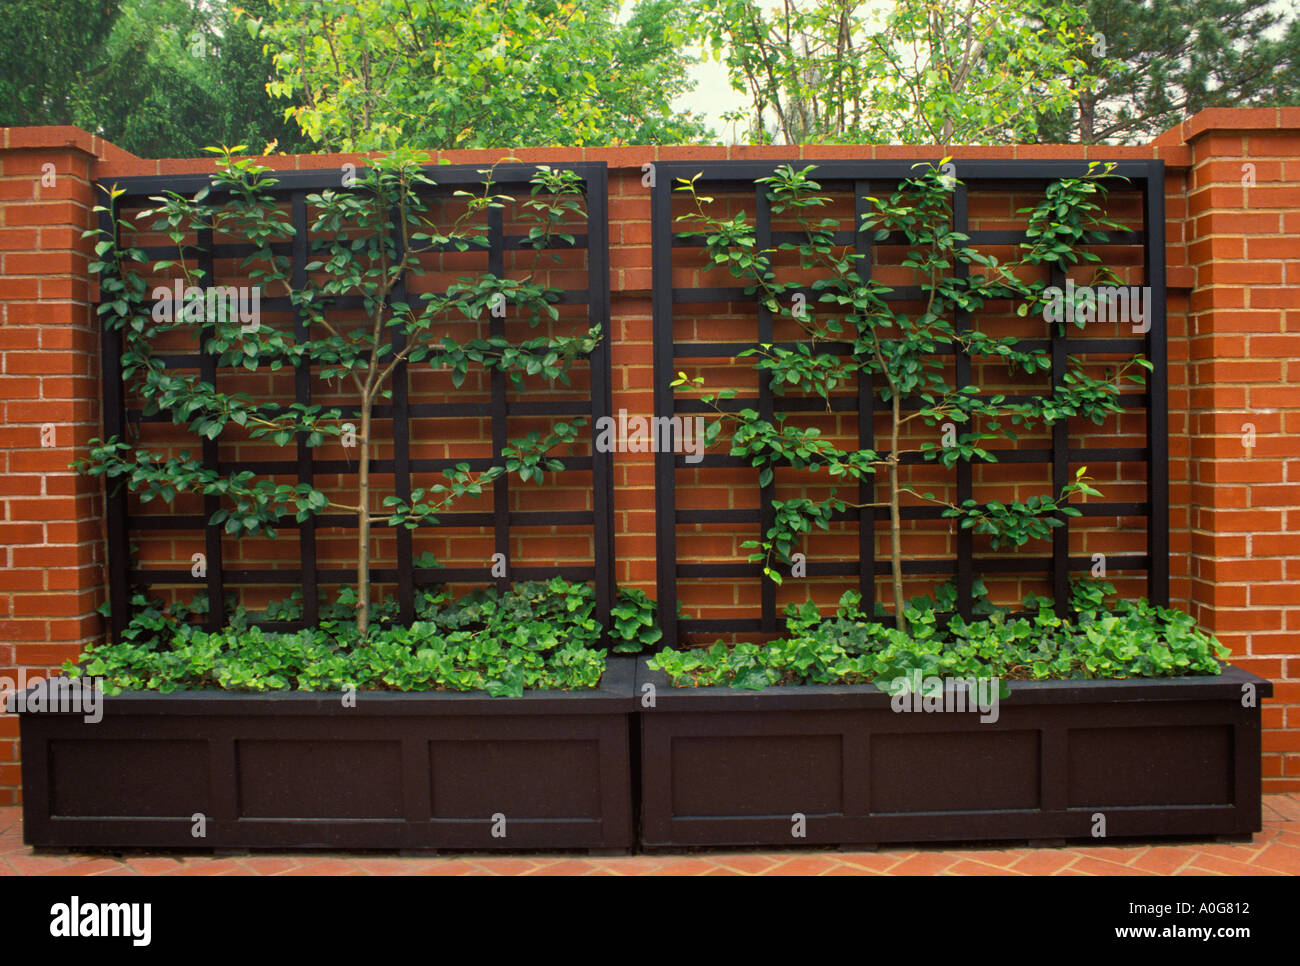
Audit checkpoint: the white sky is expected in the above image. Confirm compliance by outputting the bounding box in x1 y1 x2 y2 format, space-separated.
662 0 888 143
675 50 745 143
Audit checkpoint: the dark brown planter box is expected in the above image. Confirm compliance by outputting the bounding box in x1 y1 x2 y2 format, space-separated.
637 659 1272 850
18 657 636 853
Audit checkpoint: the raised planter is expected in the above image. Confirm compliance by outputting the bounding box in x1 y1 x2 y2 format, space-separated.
19 658 636 853
637 658 1272 850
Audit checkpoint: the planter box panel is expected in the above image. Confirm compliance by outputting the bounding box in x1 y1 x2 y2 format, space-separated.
1066 724 1233 808
638 660 1271 849
20 658 636 852
869 730 1041 814
237 740 405 819
50 739 209 818
430 739 602 819
670 734 843 817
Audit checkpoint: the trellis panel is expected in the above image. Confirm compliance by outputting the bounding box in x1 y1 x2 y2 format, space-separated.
652 159 1168 648
97 163 613 642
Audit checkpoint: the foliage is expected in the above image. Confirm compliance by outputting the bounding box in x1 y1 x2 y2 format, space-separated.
79 148 597 637
0 0 304 157
252 0 712 150
608 587 663 653
674 160 1151 634
0 0 120 129
648 581 1229 691
1032 0 1300 143
68 578 651 697
691 0 1102 144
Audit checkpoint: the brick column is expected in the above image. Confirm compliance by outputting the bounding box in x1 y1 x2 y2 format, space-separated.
1176 108 1300 788
0 127 109 803
607 159 658 594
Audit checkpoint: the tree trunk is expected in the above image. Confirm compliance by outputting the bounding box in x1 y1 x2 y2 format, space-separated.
1078 91 1096 143
355 396 372 639
889 391 908 636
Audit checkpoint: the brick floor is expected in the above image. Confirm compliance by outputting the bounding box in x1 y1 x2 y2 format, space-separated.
1 795 1296 876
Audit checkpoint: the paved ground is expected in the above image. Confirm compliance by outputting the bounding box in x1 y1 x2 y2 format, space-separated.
2 796 1297 875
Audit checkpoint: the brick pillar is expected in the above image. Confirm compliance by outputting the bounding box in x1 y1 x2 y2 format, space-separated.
0 127 107 803
1178 108 1300 788
606 159 658 595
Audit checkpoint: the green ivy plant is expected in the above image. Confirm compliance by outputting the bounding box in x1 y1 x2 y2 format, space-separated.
674 160 1152 634
648 580 1229 691
68 578 659 697
608 587 664 653
81 147 599 639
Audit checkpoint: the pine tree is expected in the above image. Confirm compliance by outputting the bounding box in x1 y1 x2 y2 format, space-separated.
1034 0 1300 143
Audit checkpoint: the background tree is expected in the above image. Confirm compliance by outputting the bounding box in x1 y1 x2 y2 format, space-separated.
0 0 121 127
254 0 713 150
692 0 1102 144
77 0 305 157
1032 0 1300 143
0 0 304 157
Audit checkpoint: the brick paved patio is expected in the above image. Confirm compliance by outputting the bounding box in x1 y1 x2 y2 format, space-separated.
2 795 1297 876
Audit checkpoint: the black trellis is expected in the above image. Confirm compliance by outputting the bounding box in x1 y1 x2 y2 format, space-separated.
651 159 1168 649
97 163 614 642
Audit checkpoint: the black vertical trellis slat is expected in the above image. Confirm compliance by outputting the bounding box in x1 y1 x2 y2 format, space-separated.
291 192 319 627
1049 259 1071 619
586 166 616 639
99 204 130 643
653 159 1168 641
390 207 414 625
1144 162 1170 607
952 179 974 621
853 181 876 615
197 228 225 630
755 187 777 633
488 207 510 593
652 167 680 649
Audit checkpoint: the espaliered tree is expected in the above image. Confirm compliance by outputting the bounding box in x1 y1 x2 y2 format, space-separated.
82 148 598 638
675 161 1151 635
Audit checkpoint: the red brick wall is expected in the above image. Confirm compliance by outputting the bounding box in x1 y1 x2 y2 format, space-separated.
0 128 122 798
0 110 1297 803
1154 109 1300 780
